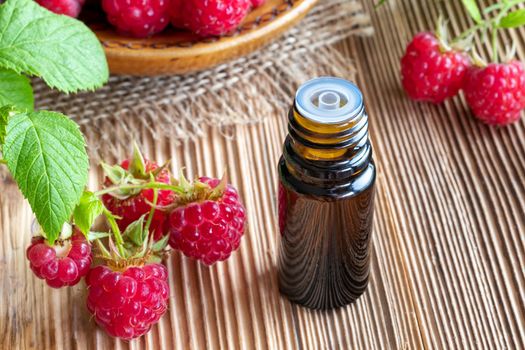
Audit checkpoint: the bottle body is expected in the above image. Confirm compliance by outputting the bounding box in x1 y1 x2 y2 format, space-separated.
277 77 376 310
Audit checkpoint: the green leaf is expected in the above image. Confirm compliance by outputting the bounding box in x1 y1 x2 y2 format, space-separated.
152 234 169 252
73 191 103 236
0 0 108 93
123 215 147 247
3 110 89 243
500 9 525 28
375 0 387 8
462 0 483 24
0 105 16 149
0 68 33 110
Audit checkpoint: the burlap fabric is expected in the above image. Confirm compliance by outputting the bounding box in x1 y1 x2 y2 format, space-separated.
34 0 372 160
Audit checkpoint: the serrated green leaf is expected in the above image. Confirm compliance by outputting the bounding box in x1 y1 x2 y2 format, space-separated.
500 9 525 28
0 0 108 93
3 110 89 243
0 105 16 148
462 0 483 24
73 191 103 236
0 68 33 110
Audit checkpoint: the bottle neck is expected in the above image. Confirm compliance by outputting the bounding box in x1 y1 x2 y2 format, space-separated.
283 105 372 185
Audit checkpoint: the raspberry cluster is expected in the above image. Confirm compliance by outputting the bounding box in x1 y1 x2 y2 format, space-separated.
37 0 83 17
27 231 92 288
37 0 267 38
400 4 525 127
168 177 246 265
26 148 247 340
401 32 470 104
401 31 525 125
464 61 525 125
102 159 174 241
86 264 170 340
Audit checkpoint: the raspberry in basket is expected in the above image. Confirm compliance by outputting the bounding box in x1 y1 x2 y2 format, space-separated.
36 0 82 17
102 0 170 38
179 0 251 37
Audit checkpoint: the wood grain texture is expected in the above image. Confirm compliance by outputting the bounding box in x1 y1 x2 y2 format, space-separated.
1 0 525 348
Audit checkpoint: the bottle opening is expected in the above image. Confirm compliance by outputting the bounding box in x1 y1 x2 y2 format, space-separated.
296 77 363 124
318 91 342 110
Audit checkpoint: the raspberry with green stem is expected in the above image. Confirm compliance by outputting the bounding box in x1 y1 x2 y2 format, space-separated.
100 144 183 240
87 183 171 340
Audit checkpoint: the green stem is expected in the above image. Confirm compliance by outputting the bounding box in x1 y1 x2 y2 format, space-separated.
454 23 486 42
492 25 499 62
490 1 518 63
484 3 506 14
102 207 126 257
144 188 159 234
94 182 183 197
0 159 7 165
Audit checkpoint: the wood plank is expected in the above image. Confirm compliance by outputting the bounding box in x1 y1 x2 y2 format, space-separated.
1 0 525 348
352 0 525 348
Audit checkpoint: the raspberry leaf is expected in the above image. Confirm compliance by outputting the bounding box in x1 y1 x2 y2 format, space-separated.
0 68 33 111
74 191 104 236
0 0 109 93
0 105 17 150
3 111 89 244
462 0 483 24
500 9 525 28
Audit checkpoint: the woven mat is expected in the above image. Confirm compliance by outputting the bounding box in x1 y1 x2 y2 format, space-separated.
34 0 372 160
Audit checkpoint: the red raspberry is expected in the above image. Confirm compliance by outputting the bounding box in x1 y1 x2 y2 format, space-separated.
168 177 246 265
26 232 92 288
102 159 173 240
168 0 184 28
102 0 170 38
464 61 525 125
37 0 82 17
180 0 251 37
86 264 169 340
251 0 266 7
401 32 470 103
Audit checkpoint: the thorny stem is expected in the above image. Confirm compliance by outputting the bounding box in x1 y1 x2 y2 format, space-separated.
102 207 126 257
94 182 183 197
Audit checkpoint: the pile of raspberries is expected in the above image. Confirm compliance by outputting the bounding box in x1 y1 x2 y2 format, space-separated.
37 0 266 38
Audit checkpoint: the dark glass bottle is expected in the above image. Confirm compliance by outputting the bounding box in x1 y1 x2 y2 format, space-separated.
277 77 376 310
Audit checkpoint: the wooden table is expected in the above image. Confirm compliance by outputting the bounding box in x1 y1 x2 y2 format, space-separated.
1 0 524 348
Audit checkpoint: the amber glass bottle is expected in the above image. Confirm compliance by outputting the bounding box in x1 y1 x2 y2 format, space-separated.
277 77 376 310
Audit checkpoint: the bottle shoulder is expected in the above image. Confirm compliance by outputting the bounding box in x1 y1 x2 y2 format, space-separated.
279 157 376 200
